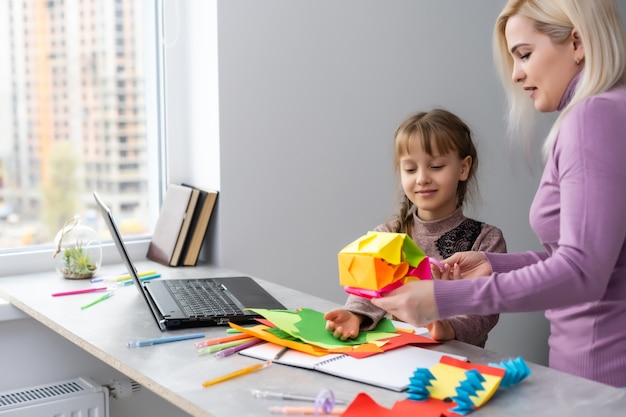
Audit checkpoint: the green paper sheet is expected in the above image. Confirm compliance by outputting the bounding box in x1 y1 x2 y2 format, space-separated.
250 307 399 350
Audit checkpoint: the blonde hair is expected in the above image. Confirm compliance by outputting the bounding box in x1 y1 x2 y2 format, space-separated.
493 0 626 158
389 109 478 234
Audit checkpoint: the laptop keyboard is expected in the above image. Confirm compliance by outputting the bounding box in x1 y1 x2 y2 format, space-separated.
165 280 244 317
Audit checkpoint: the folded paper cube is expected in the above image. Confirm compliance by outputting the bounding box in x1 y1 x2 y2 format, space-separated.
338 231 432 293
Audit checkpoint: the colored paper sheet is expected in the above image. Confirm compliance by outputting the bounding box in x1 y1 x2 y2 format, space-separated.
228 322 331 356
248 308 399 350
336 330 440 358
341 392 449 417
233 308 439 359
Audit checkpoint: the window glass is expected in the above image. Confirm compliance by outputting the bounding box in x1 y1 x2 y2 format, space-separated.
0 0 157 253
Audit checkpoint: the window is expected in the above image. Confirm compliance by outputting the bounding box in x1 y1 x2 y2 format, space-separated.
0 0 164 275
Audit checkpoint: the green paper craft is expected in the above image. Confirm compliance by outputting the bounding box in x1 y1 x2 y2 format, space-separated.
250 308 399 350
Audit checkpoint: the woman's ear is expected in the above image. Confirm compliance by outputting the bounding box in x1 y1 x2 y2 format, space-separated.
459 156 472 181
571 28 585 65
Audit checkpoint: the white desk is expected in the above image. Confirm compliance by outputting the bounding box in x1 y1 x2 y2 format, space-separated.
1 261 625 416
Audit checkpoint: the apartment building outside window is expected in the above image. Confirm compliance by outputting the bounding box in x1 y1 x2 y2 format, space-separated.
0 0 159 253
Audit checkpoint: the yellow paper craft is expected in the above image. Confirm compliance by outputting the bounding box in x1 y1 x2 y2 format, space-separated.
338 231 430 292
426 362 502 407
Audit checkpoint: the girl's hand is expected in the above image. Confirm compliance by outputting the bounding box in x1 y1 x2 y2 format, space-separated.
370 280 438 327
431 262 462 280
439 251 492 279
324 309 362 341
426 319 456 341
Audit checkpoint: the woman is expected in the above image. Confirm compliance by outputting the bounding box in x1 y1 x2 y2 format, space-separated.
372 0 626 387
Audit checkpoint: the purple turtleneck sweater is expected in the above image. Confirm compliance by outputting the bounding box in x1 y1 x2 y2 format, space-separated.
435 75 626 387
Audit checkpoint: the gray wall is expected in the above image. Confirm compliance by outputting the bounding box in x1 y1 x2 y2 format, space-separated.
211 0 626 366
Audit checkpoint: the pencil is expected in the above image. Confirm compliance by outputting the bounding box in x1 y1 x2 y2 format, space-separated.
202 361 271 387
196 337 256 355
194 332 252 349
273 346 289 361
80 291 114 310
212 338 263 358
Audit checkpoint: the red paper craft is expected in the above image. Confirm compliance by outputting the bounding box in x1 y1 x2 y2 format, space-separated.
341 392 450 417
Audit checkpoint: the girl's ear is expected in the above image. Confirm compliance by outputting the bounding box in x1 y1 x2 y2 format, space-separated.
459 155 472 181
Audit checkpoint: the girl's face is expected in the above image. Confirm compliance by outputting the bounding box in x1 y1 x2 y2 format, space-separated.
399 139 471 222
505 14 583 112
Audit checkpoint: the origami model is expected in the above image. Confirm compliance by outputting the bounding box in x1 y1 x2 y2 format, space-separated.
338 231 441 298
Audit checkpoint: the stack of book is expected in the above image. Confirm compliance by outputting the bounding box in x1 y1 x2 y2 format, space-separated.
146 183 218 267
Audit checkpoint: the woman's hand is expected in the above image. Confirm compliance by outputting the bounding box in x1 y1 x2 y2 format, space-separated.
324 309 362 341
370 280 438 327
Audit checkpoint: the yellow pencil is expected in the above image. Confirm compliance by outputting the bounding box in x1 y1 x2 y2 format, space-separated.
202 361 271 387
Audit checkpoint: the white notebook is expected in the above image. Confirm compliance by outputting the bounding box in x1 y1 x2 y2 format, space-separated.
239 342 467 392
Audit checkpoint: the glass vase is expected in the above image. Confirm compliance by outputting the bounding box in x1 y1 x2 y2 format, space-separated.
53 216 102 279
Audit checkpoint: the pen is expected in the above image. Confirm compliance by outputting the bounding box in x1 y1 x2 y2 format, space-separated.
213 338 263 358
127 332 205 348
90 271 126 283
251 390 347 405
52 286 108 297
196 337 257 356
202 360 271 387
268 406 347 415
139 273 161 281
194 333 252 348
52 280 134 297
80 291 115 310
273 346 289 361
96 270 158 283
116 273 162 285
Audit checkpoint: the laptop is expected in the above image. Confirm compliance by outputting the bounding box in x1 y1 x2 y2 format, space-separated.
93 191 286 331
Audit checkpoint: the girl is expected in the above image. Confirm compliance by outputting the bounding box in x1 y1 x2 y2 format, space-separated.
325 108 506 347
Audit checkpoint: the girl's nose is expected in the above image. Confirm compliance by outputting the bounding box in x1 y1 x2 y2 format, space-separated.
416 171 431 185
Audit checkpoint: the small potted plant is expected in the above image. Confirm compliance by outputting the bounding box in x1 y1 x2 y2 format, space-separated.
59 241 98 279
53 216 102 279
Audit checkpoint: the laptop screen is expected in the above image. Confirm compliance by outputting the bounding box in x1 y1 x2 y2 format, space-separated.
93 191 150 297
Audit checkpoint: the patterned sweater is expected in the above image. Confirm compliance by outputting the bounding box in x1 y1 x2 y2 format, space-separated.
344 208 506 347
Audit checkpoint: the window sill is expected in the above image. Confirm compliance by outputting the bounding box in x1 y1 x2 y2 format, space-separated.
0 240 150 322
0 240 150 278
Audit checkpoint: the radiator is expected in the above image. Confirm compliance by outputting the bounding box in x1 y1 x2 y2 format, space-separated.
0 377 109 417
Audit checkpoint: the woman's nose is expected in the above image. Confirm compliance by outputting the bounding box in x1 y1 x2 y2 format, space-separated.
512 62 525 83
